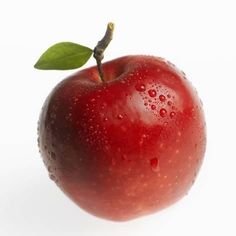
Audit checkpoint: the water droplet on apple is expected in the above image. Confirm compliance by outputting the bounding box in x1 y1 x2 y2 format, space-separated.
179 70 186 77
74 97 79 103
50 112 56 119
122 154 127 160
37 136 40 146
167 101 172 106
148 89 156 97
167 94 171 98
65 113 72 121
49 174 56 181
151 105 156 110
150 157 159 172
160 108 167 117
51 152 56 160
163 122 168 126
117 114 123 120
135 84 146 92
159 95 166 102
170 111 176 118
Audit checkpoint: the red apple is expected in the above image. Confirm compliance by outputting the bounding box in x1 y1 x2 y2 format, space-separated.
38 55 206 221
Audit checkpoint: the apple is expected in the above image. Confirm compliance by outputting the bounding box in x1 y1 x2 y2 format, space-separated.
38 55 206 221
36 23 206 221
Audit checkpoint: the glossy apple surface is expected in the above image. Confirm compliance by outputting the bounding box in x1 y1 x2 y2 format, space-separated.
38 55 206 221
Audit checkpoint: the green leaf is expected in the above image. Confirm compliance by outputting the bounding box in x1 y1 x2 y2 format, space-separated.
34 42 93 70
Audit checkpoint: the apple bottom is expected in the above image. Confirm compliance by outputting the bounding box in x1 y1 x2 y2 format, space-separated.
57 161 200 221
48 136 203 222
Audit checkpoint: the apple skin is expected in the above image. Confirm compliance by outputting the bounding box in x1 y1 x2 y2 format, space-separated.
38 55 206 221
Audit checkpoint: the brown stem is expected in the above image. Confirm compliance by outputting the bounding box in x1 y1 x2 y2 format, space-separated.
93 22 114 82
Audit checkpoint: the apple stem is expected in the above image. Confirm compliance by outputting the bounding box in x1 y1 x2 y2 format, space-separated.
93 22 114 82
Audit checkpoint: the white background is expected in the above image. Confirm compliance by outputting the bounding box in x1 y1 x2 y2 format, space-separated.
0 0 235 235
